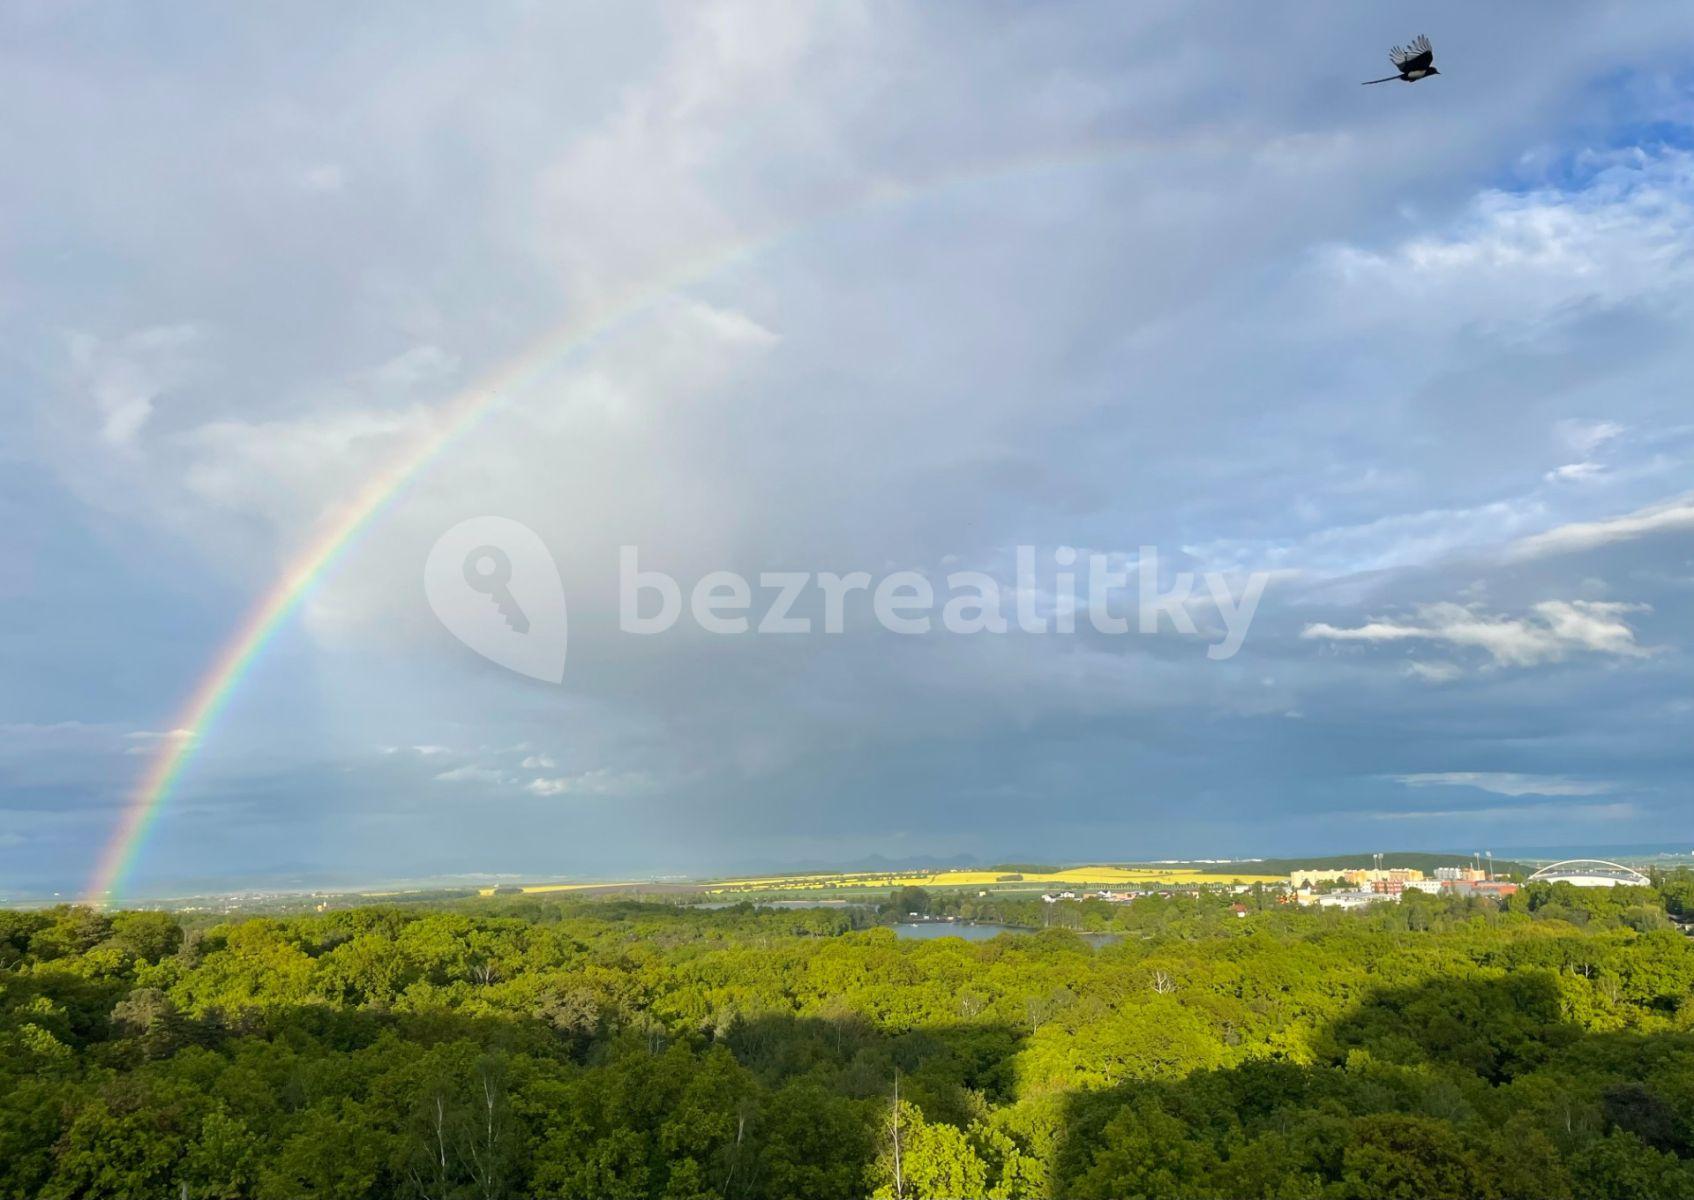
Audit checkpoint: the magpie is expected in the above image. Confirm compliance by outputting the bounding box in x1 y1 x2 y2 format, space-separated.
1363 35 1439 85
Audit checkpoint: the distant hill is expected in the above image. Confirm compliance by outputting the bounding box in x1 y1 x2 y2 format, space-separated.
709 852 982 879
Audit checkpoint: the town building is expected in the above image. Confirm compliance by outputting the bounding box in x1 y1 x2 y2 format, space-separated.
1309 890 1397 909
1288 865 1426 890
1449 880 1519 898
1435 866 1487 882
1344 868 1425 886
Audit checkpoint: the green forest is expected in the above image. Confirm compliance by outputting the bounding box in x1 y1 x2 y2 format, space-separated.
5 877 1694 1199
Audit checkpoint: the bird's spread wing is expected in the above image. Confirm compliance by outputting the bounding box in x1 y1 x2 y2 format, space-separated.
1390 34 1433 73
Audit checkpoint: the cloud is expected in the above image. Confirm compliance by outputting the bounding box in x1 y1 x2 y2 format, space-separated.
367 345 459 392
1320 147 1694 336
0 721 103 743
1303 600 1652 667
1370 802 1636 823
1508 492 1694 561
1388 772 1617 797
1556 419 1625 456
1544 461 1606 485
1 723 194 758
433 765 508 785
1404 661 1464 684
526 770 654 797
65 324 202 447
178 405 435 524
122 728 196 755
1187 498 1554 579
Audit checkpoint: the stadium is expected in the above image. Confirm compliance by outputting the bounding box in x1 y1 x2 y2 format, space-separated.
1524 859 1653 888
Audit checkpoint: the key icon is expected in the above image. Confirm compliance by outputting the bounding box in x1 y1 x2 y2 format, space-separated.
426 517 566 682
463 544 529 633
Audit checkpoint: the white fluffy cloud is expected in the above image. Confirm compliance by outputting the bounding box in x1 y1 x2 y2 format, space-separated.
525 770 654 798
1508 492 1694 561
1303 599 1652 667
1320 148 1694 337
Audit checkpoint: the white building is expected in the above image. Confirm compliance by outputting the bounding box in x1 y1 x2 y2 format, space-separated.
1311 890 1397 910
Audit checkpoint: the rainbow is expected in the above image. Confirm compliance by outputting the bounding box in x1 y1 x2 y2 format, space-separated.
80 239 771 904
86 130 1223 903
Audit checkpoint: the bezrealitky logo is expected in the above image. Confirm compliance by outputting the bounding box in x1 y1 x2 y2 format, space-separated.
426 521 1270 684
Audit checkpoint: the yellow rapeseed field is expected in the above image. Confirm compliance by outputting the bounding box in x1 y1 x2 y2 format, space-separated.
476 864 1285 897
700 865 1285 893
475 882 611 896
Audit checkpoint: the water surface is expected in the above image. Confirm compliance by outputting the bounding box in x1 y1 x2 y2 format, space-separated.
894 922 1119 948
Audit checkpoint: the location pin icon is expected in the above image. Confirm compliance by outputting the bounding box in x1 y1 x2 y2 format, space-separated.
424 516 567 683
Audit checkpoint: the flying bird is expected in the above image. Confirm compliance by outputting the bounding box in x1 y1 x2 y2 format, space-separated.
1363 35 1439 85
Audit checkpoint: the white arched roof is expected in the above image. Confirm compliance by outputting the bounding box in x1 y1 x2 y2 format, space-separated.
1525 859 1651 887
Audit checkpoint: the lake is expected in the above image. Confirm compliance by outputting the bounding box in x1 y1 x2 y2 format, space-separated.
894 922 1119 948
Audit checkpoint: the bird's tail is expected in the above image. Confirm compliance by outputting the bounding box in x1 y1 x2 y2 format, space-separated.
1360 75 1399 85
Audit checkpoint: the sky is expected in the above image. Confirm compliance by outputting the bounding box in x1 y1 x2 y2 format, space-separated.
3 1 1694 898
